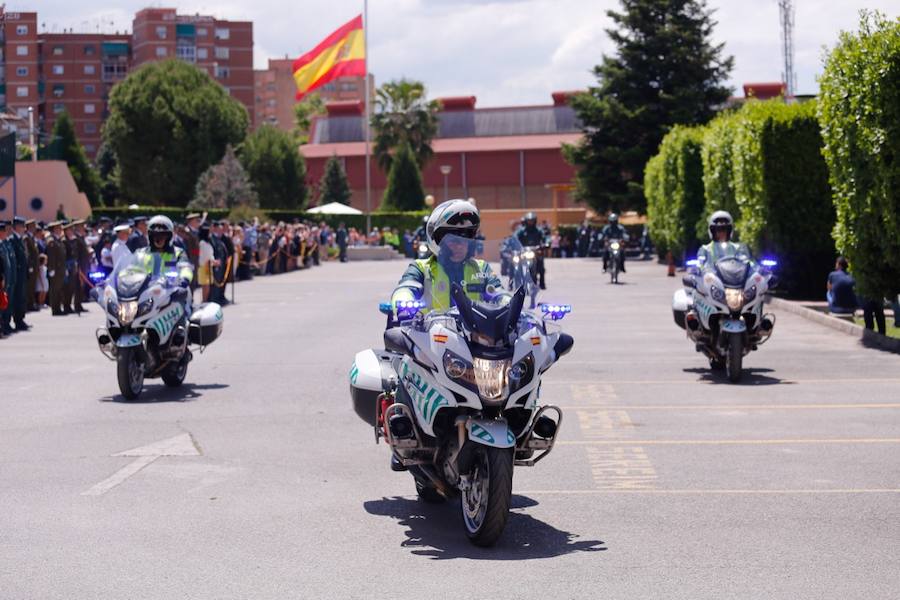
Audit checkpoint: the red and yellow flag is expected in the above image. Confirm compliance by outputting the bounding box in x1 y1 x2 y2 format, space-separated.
293 15 366 100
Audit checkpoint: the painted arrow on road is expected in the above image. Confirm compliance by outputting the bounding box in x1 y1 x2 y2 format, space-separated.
81 433 201 496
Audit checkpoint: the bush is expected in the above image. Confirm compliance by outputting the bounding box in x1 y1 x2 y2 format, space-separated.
239 124 308 210
818 11 900 299
699 111 740 240
644 125 706 261
381 141 425 211
731 99 834 297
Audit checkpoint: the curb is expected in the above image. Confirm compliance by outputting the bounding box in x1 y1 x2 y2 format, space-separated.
765 296 900 354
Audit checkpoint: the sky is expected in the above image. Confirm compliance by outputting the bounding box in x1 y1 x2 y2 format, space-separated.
24 0 900 107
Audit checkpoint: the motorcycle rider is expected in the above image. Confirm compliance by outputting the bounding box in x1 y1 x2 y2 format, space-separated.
600 213 629 273
132 216 194 318
696 211 753 267
499 220 520 280
391 199 505 319
516 212 547 289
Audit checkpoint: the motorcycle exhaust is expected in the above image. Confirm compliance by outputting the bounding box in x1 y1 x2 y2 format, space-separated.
388 413 414 439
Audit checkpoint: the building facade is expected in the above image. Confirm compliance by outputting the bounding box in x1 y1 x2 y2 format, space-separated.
301 92 583 211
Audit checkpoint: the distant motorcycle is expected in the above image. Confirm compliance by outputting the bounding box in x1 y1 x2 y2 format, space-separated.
672 254 777 382
510 244 541 308
416 241 431 260
94 256 224 399
605 239 625 284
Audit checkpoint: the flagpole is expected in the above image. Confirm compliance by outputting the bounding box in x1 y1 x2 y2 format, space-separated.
363 0 372 235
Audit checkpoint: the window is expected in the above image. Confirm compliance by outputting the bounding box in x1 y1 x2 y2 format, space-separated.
84 45 96 56
52 65 64 75
52 46 63 56
214 47 229 59
16 86 28 97
85 145 96 154
103 63 127 81
156 46 167 57
16 107 29 118
30 197 43 211
16 45 28 56
85 104 96 114
16 25 28 35
215 28 230 40
266 99 276 108
215 66 230 79
84 65 96 75
16 67 28 76
156 26 167 39
53 103 64 114
176 44 196 62
85 123 97 134
53 84 65 97
197 48 208 60
197 27 208 36
85 84 95 94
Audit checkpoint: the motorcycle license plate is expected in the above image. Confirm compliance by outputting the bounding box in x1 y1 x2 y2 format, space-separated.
721 319 746 334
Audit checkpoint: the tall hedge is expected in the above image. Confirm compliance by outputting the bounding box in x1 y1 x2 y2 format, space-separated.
699 112 740 241
818 12 900 299
729 100 834 297
644 125 706 261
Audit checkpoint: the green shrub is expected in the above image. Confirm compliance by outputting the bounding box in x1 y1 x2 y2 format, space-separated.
731 99 835 297
818 11 900 299
644 125 706 261
699 112 740 240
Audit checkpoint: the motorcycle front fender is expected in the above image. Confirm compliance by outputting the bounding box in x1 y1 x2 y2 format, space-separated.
116 333 143 348
467 418 516 448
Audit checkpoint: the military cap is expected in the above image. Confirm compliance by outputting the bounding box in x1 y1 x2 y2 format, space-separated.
38 220 46 228
99 216 112 223
47 220 63 229
113 224 131 233
132 215 148 223
186 213 201 220
70 219 86 227
0 220 9 229
13 216 26 226
25 219 36 226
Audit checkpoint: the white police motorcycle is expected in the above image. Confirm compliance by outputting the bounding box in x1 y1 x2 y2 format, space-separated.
94 255 223 400
672 250 777 382
509 241 541 309
350 234 573 546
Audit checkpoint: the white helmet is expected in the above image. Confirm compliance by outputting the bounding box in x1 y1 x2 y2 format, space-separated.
707 210 733 241
425 199 480 255
148 215 175 247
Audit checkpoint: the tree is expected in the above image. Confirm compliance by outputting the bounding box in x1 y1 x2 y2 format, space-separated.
103 59 248 206
239 124 308 210
51 111 102 206
318 155 352 206
95 142 120 206
564 0 733 213
190 145 258 210
381 141 425 211
371 79 439 174
818 11 900 299
293 93 325 144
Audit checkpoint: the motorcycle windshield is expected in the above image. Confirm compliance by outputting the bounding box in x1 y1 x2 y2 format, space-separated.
111 254 149 299
715 256 750 287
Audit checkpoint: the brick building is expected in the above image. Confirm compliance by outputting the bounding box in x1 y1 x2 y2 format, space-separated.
1 11 40 125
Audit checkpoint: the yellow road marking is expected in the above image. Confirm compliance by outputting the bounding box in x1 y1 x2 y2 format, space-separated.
558 403 900 411
558 438 900 446
517 489 900 495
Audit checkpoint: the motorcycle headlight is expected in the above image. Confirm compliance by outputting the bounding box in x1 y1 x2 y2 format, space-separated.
610 242 620 250
444 354 470 379
117 300 138 325
508 354 535 394
473 358 510 402
418 244 428 252
137 297 154 317
725 288 744 311
743 285 757 303
513 256 520 264
710 285 726 303
524 251 535 259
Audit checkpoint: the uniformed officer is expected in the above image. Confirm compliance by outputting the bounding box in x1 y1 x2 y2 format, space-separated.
24 219 40 311
45 222 66 315
183 213 201 292
60 221 80 314
72 219 91 313
127 216 149 252
516 212 547 289
10 217 30 330
0 221 16 335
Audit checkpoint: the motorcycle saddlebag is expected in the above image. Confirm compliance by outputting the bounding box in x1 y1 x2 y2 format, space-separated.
189 302 224 346
672 289 693 330
350 349 399 426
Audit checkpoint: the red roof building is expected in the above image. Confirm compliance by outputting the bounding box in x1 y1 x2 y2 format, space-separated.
300 91 584 211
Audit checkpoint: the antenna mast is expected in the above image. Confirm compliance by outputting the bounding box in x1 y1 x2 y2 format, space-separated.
778 0 796 97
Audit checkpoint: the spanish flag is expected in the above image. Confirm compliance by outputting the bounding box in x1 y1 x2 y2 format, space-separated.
293 15 366 100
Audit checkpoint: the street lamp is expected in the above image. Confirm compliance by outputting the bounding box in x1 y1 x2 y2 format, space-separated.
440 165 452 201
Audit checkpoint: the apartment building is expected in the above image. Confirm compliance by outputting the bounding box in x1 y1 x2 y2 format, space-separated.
1 11 40 123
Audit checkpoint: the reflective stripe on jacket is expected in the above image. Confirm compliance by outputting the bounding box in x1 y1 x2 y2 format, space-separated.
391 256 501 314
133 246 194 283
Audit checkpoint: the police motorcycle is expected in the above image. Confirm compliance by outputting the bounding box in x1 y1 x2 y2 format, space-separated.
605 238 626 284
93 255 224 400
416 240 432 260
672 251 777 383
350 234 574 546
508 240 541 309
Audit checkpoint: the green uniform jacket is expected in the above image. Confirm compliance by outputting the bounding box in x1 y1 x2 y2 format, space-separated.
697 241 754 267
391 256 505 315
132 246 194 283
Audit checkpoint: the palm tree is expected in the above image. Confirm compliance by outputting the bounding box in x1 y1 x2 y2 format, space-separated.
371 79 440 174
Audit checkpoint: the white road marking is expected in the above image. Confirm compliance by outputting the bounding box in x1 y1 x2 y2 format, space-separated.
517 488 900 495
81 433 201 496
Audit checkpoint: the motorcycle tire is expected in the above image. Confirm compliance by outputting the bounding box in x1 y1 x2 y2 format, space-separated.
611 261 618 284
161 352 189 387
726 335 743 383
461 446 514 547
415 480 445 504
117 346 144 400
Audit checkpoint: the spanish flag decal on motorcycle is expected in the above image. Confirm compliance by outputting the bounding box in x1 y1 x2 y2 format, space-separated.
433 334 448 343
531 337 541 346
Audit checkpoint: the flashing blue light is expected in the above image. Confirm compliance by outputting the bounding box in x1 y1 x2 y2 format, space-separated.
539 303 572 318
761 259 778 268
88 271 105 282
686 259 699 267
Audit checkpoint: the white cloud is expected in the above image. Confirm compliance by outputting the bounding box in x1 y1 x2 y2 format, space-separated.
15 0 899 104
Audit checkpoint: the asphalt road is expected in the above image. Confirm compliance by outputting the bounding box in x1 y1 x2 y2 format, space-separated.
2 258 898 599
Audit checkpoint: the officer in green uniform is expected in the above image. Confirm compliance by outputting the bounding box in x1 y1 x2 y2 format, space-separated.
696 211 754 268
72 220 91 313
46 221 67 316
61 221 79 314
132 216 194 314
391 199 505 318
24 219 39 311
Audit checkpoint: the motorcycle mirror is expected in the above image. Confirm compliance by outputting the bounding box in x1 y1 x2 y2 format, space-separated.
378 302 393 316
507 286 526 331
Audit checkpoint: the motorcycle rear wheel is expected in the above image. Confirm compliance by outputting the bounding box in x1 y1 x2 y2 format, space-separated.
461 446 514 547
117 347 144 400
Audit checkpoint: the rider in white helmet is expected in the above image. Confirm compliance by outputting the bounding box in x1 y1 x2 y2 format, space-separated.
697 210 753 266
391 199 505 319
132 215 194 311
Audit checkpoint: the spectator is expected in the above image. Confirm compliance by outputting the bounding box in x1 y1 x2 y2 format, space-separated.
859 296 886 335
36 254 48 309
826 257 856 315
111 224 132 267
550 230 561 258
337 223 349 262
197 225 216 303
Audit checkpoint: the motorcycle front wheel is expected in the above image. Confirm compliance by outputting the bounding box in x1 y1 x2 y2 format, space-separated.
117 346 145 400
726 334 744 383
461 446 514 547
